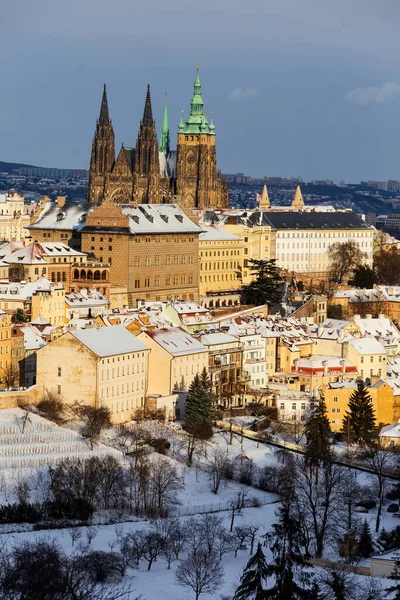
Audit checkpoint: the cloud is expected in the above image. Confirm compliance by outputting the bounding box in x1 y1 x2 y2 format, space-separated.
230 87 259 100
345 82 400 105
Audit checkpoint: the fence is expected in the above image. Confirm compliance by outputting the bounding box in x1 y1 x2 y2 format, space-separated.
171 496 275 518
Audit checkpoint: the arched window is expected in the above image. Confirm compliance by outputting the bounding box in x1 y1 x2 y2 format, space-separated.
74 269 79 279
101 270 107 280
87 270 93 280
62 272 66 282
94 270 101 281
80 270 86 280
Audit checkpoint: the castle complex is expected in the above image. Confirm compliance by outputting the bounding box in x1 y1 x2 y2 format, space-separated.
87 66 229 209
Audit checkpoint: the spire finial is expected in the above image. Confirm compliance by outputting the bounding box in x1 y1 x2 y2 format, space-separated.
196 61 200 71
160 94 170 156
99 83 110 125
142 84 154 125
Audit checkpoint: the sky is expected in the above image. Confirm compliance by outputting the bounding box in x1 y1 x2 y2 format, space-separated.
1 0 399 182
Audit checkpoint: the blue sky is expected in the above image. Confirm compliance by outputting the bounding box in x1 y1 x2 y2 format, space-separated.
1 0 399 182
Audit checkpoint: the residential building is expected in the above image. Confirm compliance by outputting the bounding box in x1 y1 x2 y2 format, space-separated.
20 324 46 387
0 191 32 242
290 356 358 394
65 290 109 321
0 310 12 379
137 328 209 396
199 332 243 407
163 302 218 333
0 278 65 326
28 196 89 250
199 226 243 308
342 337 387 382
325 380 397 432
227 320 268 389
36 325 150 423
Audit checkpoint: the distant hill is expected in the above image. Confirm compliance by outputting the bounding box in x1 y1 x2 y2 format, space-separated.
0 160 37 173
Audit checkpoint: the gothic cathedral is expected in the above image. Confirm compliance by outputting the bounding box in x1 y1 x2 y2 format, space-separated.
87 66 228 209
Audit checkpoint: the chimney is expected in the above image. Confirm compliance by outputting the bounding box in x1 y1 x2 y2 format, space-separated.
57 196 66 209
366 314 372 319
322 360 328 376
378 313 385 319
340 358 346 374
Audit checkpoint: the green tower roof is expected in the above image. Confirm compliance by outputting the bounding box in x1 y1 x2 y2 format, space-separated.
180 64 213 135
159 95 170 156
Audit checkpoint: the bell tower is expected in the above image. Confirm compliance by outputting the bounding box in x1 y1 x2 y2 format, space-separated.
176 64 228 209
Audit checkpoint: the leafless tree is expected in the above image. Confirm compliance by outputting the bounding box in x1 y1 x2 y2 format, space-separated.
366 447 392 533
197 514 224 555
139 530 165 571
175 549 224 600
69 527 83 547
242 523 260 554
85 526 98 546
13 479 30 504
293 457 344 557
206 447 231 494
329 240 366 284
185 432 204 467
72 403 112 449
229 490 249 532
338 469 362 535
149 456 182 516
215 531 233 561
233 526 248 556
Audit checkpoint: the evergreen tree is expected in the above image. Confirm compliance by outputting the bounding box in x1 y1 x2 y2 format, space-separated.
304 392 331 465
309 581 324 600
233 543 269 600
341 382 376 445
240 259 285 306
358 519 373 558
184 369 215 439
264 505 311 599
388 561 400 600
348 264 377 289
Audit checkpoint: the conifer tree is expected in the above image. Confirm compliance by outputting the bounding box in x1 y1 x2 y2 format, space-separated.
184 369 215 439
341 381 376 445
233 543 269 600
309 581 324 600
358 519 373 558
388 562 400 600
240 259 284 306
264 505 311 599
304 391 331 465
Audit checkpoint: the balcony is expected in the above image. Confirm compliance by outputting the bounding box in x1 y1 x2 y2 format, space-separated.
210 361 239 372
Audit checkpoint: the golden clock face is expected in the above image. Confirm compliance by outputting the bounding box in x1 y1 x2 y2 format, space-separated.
187 153 196 164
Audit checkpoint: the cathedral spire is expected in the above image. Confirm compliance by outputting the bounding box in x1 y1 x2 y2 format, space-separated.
160 95 170 156
99 83 110 124
142 84 154 125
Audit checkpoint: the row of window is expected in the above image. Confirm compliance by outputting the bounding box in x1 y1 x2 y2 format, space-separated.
101 380 145 398
108 397 144 414
201 250 241 257
277 231 372 238
101 363 145 379
134 235 195 243
200 274 237 283
201 261 240 270
134 275 194 288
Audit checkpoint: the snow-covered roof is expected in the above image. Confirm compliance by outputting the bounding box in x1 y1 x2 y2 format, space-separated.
1 241 85 265
142 327 208 356
65 291 109 308
348 337 387 355
21 324 47 351
31 315 51 325
293 355 357 375
199 227 241 242
352 316 400 341
172 303 209 315
120 204 203 235
0 277 62 301
200 332 239 347
379 422 400 438
28 201 90 231
71 325 149 357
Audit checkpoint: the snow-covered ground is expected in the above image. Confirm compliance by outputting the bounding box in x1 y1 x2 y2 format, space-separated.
0 409 399 598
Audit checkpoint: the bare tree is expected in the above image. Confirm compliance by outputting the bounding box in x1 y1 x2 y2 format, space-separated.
69 527 83 547
229 490 249 532
233 526 248 556
85 526 98 546
366 447 392 533
197 514 224 555
242 523 260 555
215 531 233 561
338 469 362 535
206 447 231 494
329 240 366 284
13 479 30 504
185 433 204 467
175 549 224 600
149 456 182 516
72 403 112 449
140 531 165 571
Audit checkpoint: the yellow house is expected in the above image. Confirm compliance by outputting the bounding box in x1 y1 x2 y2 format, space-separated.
0 310 12 376
36 325 150 423
199 226 244 307
325 380 397 432
137 327 209 396
219 216 276 285
342 337 387 382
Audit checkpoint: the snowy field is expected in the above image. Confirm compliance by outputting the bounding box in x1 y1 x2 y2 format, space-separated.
0 409 399 598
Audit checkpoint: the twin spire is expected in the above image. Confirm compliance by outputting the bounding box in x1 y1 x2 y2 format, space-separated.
98 64 212 154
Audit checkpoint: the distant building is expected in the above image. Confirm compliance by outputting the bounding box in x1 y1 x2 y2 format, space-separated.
0 191 32 242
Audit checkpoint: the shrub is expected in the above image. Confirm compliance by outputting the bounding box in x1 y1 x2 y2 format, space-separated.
149 437 170 455
387 503 399 513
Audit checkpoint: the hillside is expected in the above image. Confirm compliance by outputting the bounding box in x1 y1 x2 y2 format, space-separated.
0 160 36 173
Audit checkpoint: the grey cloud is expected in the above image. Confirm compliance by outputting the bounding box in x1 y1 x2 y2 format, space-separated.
345 82 400 105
